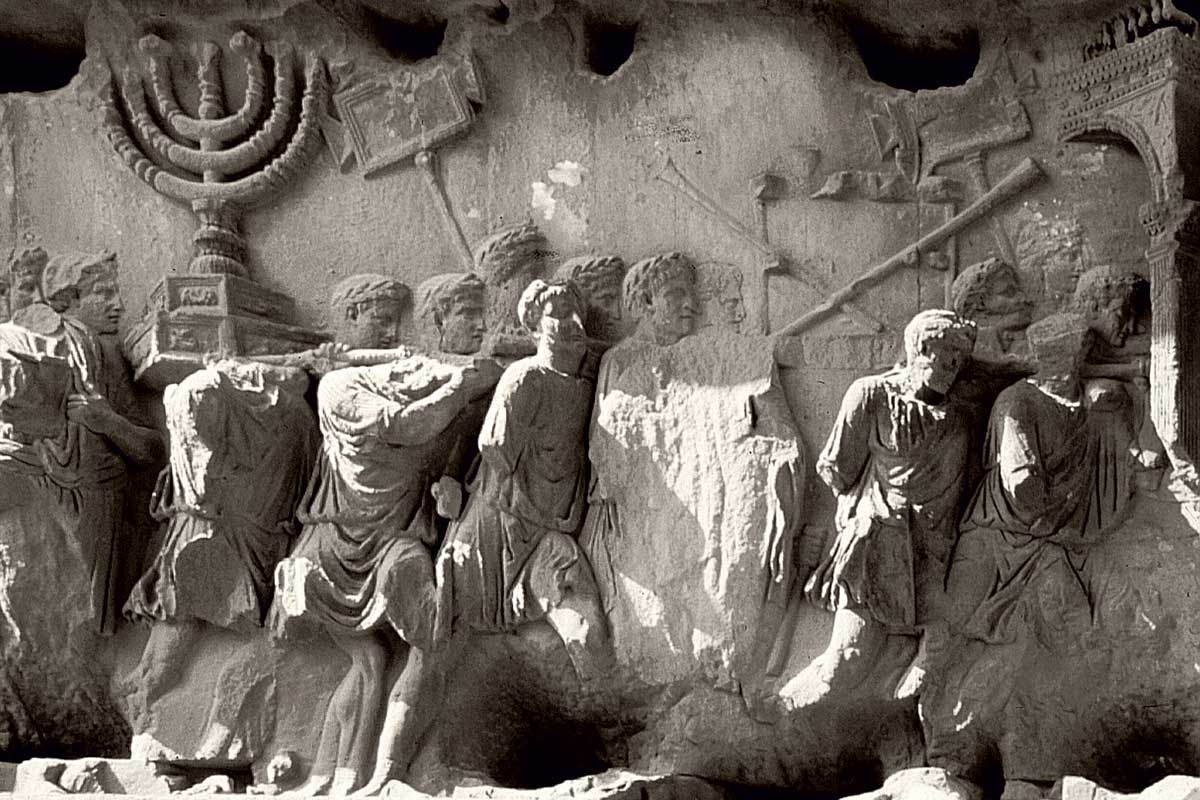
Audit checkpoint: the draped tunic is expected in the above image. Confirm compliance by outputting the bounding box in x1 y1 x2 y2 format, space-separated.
272 359 484 648
125 365 318 631
0 309 140 634
813 369 972 630
435 358 592 638
951 379 1135 647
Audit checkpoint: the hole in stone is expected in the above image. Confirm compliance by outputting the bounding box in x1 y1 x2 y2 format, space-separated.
844 17 979 91
488 1 511 25
363 8 447 63
581 17 637 77
0 35 85 93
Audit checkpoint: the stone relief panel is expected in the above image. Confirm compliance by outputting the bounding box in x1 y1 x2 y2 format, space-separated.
4 1 1200 798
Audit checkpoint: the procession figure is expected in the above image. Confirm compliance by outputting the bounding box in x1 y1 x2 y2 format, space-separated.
122 359 319 723
696 262 747 334
415 272 488 356
271 272 500 797
950 257 1032 358
473 221 547 341
552 254 628 345
621 252 699 347
781 310 977 709
924 312 1142 789
0 251 164 635
9 247 48 315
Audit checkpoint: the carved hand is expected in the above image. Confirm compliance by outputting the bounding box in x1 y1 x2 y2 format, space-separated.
66 393 120 435
459 360 504 398
432 476 465 520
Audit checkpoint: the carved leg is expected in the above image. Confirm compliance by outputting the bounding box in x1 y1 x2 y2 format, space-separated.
284 633 387 798
528 533 615 683
350 638 466 797
778 606 890 709
136 619 204 717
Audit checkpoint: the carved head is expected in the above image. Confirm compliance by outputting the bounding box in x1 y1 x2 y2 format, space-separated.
1027 312 1092 376
473 222 547 285
43 251 123 335
417 272 487 355
951 257 1032 344
623 252 699 346
696 262 746 333
903 309 976 396
8 247 48 314
518 279 586 351
329 274 410 350
1071 264 1141 348
553 254 627 341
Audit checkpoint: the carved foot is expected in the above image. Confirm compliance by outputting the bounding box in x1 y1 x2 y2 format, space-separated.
330 767 361 797
380 779 426 799
280 773 334 797
777 659 835 711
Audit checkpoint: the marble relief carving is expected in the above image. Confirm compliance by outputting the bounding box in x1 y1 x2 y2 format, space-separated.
8 3 1200 799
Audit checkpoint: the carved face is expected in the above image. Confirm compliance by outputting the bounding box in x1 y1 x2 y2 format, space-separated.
11 266 42 313
537 291 585 348
645 275 698 346
708 276 746 332
73 276 124 335
981 270 1032 329
339 298 403 350
1089 294 1135 348
908 338 969 396
440 293 487 355
584 278 623 340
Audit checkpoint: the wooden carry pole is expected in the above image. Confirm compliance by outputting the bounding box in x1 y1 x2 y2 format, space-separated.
777 157 1044 339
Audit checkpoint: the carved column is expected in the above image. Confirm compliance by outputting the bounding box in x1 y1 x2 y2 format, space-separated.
1055 27 1200 473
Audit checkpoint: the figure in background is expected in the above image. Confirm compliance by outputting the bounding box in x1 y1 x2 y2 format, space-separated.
781 310 977 709
950 257 1032 359
271 273 500 796
552 254 628 345
924 312 1142 790
414 272 488 357
4 252 163 635
473 222 547 355
9 247 47 315
696 262 747 334
122 360 319 724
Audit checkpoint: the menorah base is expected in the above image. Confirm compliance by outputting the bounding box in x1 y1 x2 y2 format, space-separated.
126 309 330 388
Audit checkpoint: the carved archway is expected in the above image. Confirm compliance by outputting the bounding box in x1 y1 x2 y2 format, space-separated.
1054 27 1200 481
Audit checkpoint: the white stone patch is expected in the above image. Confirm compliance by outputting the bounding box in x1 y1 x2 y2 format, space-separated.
531 180 556 220
548 160 587 187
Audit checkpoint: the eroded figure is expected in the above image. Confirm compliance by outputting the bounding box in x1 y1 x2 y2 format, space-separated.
696 262 746 333
553 254 628 345
0 251 162 635
950 257 1032 358
473 221 547 346
924 312 1144 790
122 360 319 724
781 310 976 709
271 272 500 797
9 247 48 314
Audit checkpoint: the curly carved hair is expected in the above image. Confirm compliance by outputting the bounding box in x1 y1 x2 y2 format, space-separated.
330 274 411 316
1071 264 1143 314
473 221 546 283
416 272 486 326
552 255 627 298
622 252 696 317
903 309 977 362
517 279 585 332
950 257 1017 318
43 250 118 312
